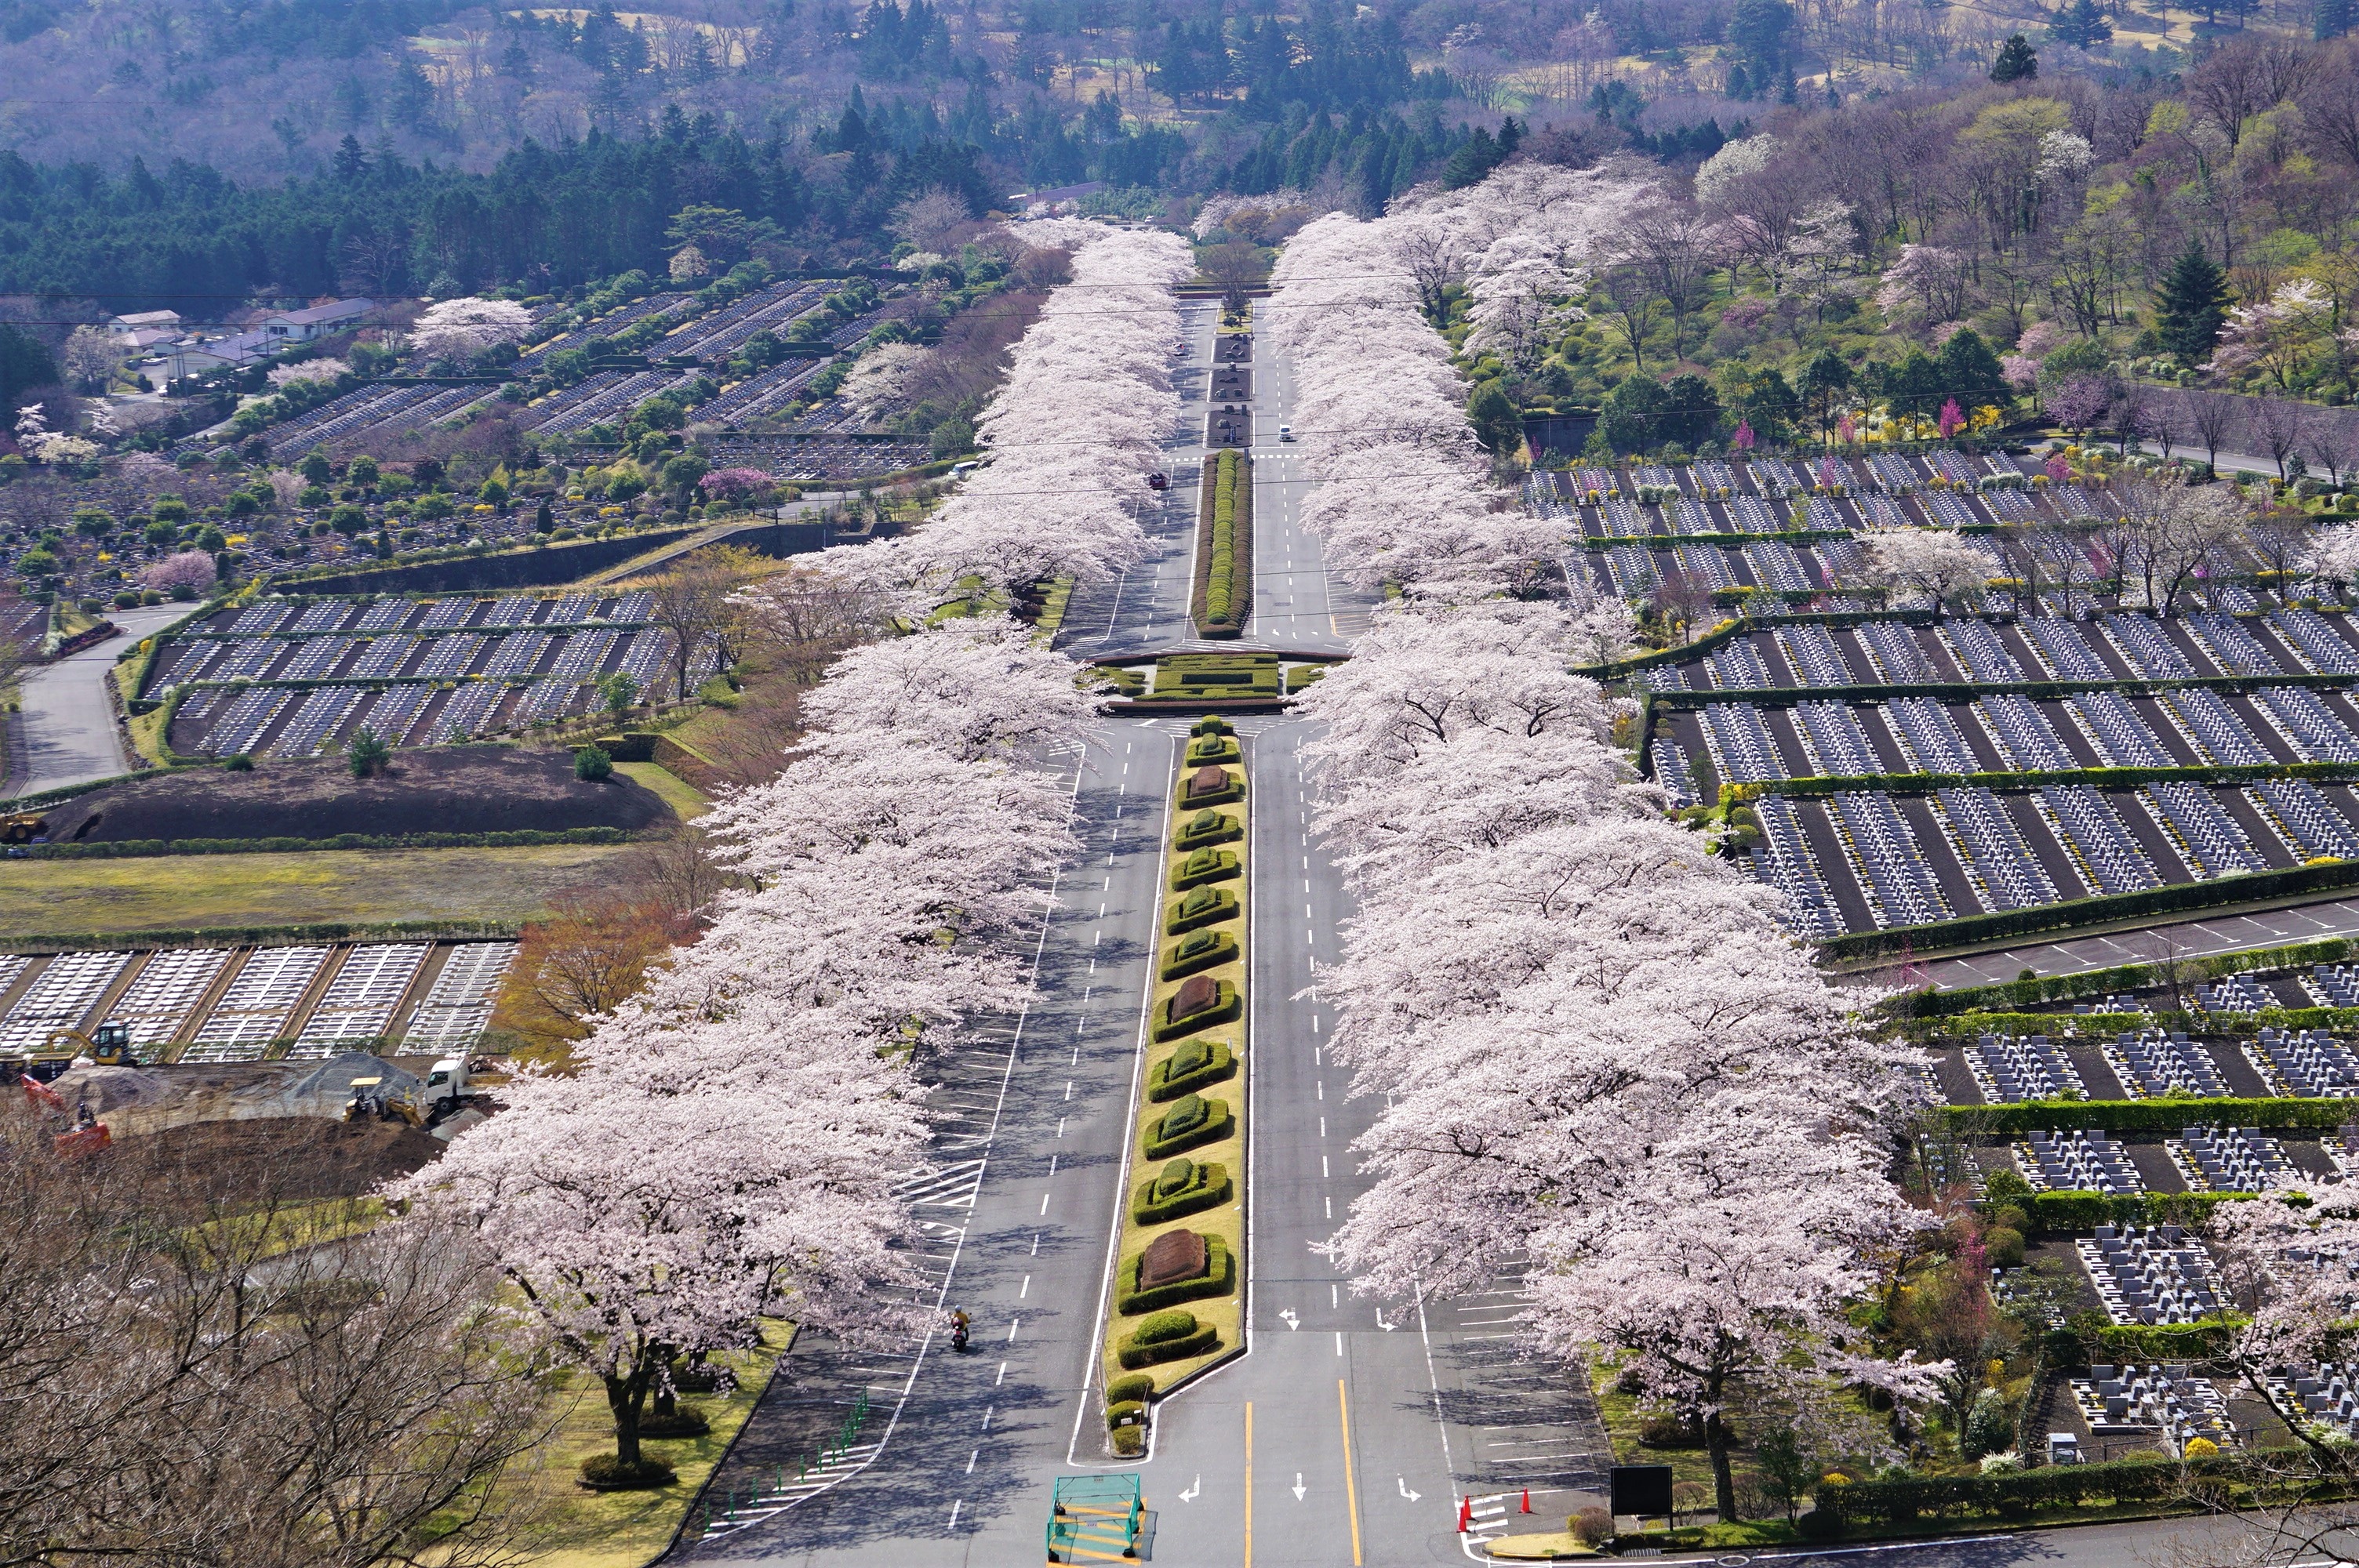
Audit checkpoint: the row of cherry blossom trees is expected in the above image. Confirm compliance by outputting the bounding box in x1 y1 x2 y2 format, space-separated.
886 221 1195 597
1270 180 1941 1522
399 222 1184 1478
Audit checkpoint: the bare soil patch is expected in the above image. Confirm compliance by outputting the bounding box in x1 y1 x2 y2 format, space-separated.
42 746 674 844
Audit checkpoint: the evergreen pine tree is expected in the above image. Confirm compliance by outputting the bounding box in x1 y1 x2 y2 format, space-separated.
2048 0 2112 47
2319 0 2353 38
2154 245 2230 364
1990 34 2040 81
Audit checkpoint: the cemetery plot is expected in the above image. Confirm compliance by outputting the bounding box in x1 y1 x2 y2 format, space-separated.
2245 1028 2359 1098
291 943 432 1056
2015 1128 2143 1193
1967 1033 2085 1102
2168 1124 2295 1192
0 950 133 1052
180 946 332 1062
2073 1364 2237 1454
2077 1225 2223 1326
105 946 233 1048
402 942 517 1049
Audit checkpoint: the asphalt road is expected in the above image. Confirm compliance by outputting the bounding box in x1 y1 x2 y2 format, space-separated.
2 604 189 797
1899 894 2359 991
1243 331 1371 653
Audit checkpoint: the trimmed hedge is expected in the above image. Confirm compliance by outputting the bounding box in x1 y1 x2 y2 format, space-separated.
1177 768 1245 807
1132 1158 1234 1225
1143 1094 1235 1160
1148 1037 1236 1101
1154 981 1241 1041
1186 735 1242 765
0 919 514 954
1165 887 1239 935
1174 808 1241 851
1160 929 1238 982
1106 1373 1156 1404
1825 859 2359 961
30 826 634 858
1116 1233 1236 1315
1169 848 1241 890
1117 1318 1221 1370
1943 1095 2355 1137
2008 1190 2268 1235
1809 1450 2259 1530
1107 1399 1147 1430
1892 938 2359 1018
1195 448 1251 637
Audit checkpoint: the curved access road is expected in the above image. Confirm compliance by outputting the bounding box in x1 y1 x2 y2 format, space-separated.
2 605 189 798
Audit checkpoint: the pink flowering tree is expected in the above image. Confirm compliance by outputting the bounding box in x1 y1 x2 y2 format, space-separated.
1938 397 1965 440
140 550 216 597
2045 451 2073 485
1731 419 1754 453
2046 374 2115 437
1835 412 1858 446
698 467 773 506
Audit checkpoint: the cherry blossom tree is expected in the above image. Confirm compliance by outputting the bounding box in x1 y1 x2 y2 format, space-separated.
840 343 930 423
2299 525 2359 600
1858 527 1994 611
798 614 1101 762
267 357 348 389
140 550 216 594
408 297 534 364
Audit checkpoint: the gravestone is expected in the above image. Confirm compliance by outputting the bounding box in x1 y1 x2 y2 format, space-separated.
1140 1228 1209 1290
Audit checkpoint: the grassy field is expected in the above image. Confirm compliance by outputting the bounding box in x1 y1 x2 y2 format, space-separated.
500 1329 788 1568
615 761 707 819
0 844 631 937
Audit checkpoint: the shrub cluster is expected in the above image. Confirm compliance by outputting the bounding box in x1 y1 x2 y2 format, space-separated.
1165 885 1239 935
1199 449 1250 635
1169 847 1241 891
1173 807 1241 851
1150 1033 1237 1102
1143 1093 1235 1159
1115 1310 1221 1370
1896 937 2354 1018
1132 1156 1234 1225
1808 1450 2257 1530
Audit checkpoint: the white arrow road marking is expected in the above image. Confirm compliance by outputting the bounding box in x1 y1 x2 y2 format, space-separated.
1375 1308 1395 1332
1279 1308 1299 1330
1180 1475 1201 1503
1398 1477 1420 1502
1292 1473 1307 1501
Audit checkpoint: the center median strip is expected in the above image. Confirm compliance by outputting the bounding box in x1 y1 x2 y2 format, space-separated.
1092 717 1252 1456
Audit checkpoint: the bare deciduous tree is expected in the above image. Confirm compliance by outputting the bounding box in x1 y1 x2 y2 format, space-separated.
2247 395 2308 481
2183 389 2241 470
0 1109 556 1568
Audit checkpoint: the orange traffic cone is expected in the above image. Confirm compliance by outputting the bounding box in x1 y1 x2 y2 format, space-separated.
1458 1496 1472 1532
1520 1489 1532 1514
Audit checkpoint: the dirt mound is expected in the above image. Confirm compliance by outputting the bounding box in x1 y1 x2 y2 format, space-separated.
42 746 674 844
55 1053 429 1135
125 1116 445 1200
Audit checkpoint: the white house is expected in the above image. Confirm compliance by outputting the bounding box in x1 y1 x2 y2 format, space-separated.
259 298 373 343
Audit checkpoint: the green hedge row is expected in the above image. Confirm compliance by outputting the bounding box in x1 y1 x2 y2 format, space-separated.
1932 1011 2157 1037
1652 673 2359 705
1584 608 1936 677
0 918 517 954
1198 449 1250 634
31 827 635 858
1824 859 2359 961
1766 763 2359 794
1894 938 2357 1017
1810 1450 2261 1529
1115 1234 1237 1316
2008 1190 2266 1234
1160 930 1238 983
1947 1096 2355 1136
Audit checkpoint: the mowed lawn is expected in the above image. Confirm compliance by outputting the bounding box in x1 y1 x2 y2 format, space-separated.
0 844 633 937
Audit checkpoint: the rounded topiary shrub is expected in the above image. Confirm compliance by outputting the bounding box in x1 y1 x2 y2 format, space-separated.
1107 1399 1147 1429
578 1454 677 1490
1135 1310 1199 1345
1107 1373 1155 1405
1983 1225 2026 1269
1111 1426 1145 1457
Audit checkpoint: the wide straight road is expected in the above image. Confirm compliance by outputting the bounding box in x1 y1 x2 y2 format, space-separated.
1248 325 1373 653
1067 298 1216 659
2 604 187 797
681 720 1191 1566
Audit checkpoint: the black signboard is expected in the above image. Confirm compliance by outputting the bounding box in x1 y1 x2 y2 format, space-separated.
1608 1464 1674 1519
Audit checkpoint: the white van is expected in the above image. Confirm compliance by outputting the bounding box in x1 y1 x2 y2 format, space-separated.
1278 423 1294 442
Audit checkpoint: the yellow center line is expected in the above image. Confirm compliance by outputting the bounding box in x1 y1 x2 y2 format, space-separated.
1244 1401 1255 1568
1338 1378 1363 1566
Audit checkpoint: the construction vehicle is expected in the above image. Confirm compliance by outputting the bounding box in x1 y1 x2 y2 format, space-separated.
343 1057 469 1129
343 1076 427 1128
17 1074 110 1153
0 810 47 846
41 1022 137 1068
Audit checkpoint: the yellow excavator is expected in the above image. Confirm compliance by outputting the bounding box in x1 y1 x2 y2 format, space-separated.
2 810 47 847
45 1022 139 1067
343 1076 427 1128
